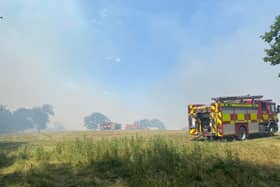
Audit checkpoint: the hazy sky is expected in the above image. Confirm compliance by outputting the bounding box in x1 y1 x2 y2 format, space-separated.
0 0 280 130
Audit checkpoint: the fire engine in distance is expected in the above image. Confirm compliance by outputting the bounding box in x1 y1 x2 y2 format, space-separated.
188 95 279 140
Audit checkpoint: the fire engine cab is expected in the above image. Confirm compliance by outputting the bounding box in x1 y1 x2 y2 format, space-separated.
188 95 279 140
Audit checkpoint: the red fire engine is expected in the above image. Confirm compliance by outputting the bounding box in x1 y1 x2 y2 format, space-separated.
188 95 279 140
99 122 122 130
125 124 143 130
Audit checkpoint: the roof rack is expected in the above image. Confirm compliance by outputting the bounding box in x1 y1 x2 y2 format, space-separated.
212 95 263 102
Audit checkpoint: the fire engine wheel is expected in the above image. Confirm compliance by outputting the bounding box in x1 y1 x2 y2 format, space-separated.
269 125 276 136
238 126 247 140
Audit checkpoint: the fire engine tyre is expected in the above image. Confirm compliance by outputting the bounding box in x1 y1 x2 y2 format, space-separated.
238 126 247 141
268 123 277 136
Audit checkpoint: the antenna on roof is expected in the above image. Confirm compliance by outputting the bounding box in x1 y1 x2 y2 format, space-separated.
212 95 263 102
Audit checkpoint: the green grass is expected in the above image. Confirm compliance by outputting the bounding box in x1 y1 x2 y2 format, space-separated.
0 131 280 187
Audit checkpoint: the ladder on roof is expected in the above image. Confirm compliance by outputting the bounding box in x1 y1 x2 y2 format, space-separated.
212 95 263 102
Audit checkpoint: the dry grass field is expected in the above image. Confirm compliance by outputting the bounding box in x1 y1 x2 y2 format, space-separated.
0 130 280 187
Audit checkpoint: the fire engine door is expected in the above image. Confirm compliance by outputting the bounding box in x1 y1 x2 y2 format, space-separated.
260 102 270 121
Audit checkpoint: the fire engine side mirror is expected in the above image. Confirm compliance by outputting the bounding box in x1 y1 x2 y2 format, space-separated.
277 105 280 113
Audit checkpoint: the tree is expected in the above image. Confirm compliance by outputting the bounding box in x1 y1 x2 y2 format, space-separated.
13 108 34 132
150 119 165 129
134 119 150 128
41 104 55 116
0 106 13 133
261 15 280 77
84 112 111 130
31 104 54 132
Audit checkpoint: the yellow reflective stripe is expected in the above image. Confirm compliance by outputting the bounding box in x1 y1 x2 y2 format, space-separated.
263 114 269 120
221 103 258 108
189 105 193 114
211 124 216 133
217 112 222 126
274 115 278 121
251 113 257 121
222 113 230 121
217 119 222 126
237 114 245 121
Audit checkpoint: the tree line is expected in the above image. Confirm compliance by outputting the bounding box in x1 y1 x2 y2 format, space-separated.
0 106 165 133
0 104 54 133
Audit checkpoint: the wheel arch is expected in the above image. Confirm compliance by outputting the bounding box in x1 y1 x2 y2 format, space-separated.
235 123 248 137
